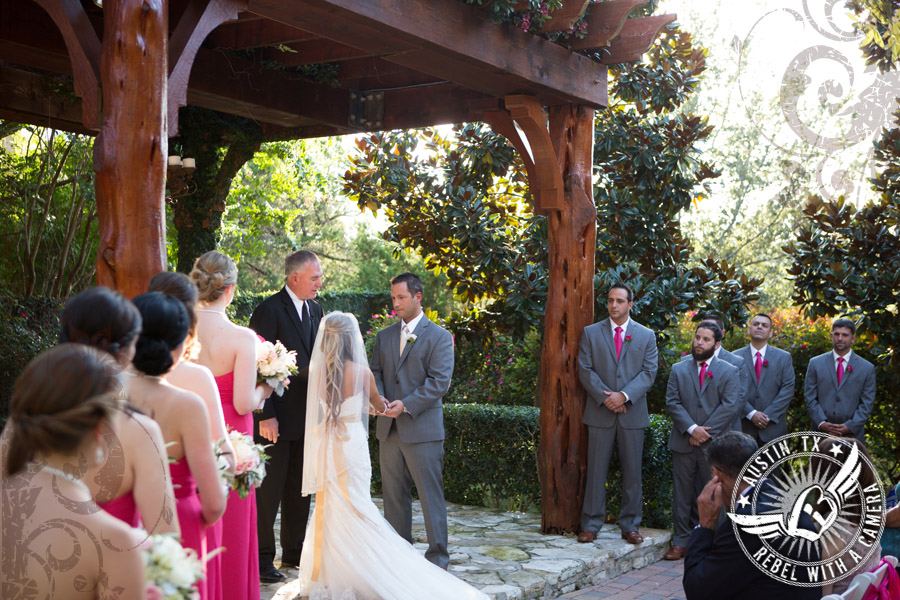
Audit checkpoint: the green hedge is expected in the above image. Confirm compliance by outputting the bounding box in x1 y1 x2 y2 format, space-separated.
0 296 61 423
367 404 675 528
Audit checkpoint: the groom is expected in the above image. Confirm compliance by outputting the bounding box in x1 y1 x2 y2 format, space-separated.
371 272 454 569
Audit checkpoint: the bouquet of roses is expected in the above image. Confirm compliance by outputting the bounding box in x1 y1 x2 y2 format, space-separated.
142 533 204 600
228 428 270 499
256 338 299 397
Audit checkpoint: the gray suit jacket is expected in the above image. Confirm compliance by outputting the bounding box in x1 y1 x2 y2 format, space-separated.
804 351 876 439
735 345 795 441
666 356 742 453
578 318 658 429
371 316 454 444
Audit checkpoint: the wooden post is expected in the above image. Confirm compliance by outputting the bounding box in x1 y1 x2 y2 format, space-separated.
539 104 595 534
93 0 168 297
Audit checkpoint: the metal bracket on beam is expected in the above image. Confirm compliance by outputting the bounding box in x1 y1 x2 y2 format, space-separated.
349 90 384 129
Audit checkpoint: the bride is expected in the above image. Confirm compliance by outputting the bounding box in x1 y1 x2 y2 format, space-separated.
298 312 488 600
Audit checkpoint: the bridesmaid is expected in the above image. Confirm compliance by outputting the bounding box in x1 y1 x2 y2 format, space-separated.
149 271 235 600
58 286 178 535
190 250 271 600
1 344 146 599
128 292 227 600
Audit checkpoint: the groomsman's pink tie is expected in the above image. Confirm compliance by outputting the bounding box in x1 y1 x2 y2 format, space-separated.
837 356 845 385
699 361 707 388
614 326 623 360
755 351 762 383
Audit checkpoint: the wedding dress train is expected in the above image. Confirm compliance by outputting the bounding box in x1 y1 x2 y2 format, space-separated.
297 393 487 600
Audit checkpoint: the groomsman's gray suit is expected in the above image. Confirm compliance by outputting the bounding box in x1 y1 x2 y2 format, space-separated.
371 315 454 568
666 356 741 546
735 345 795 442
578 318 658 534
805 351 876 440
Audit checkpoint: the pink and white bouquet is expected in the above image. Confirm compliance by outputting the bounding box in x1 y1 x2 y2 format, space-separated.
228 428 270 499
256 339 299 397
142 533 204 600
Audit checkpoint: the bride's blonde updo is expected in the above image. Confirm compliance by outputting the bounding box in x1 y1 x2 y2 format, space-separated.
321 313 358 426
189 250 237 303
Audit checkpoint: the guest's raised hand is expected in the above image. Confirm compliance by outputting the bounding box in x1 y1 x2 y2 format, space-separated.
697 476 723 530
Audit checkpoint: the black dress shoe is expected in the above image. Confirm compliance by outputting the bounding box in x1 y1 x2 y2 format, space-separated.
280 560 299 570
260 564 287 583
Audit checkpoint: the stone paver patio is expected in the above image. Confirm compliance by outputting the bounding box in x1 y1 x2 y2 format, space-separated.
558 558 685 600
261 499 672 599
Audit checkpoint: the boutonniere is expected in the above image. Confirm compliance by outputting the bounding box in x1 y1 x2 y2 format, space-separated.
847 365 853 374
407 333 418 345
706 371 714 380
762 360 769 368
624 335 632 343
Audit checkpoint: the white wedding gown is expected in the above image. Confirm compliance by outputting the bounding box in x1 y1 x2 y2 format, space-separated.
297 393 488 600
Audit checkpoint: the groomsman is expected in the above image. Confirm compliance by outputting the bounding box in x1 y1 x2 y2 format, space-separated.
805 318 876 440
371 273 454 568
664 322 741 560
250 250 323 583
690 313 747 407
577 282 658 545
735 314 795 442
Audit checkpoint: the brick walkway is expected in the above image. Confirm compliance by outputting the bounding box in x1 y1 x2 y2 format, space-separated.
558 558 685 600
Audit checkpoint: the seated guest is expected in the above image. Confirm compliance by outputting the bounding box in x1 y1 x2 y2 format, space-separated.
0 344 146 599
682 431 821 600
59 286 178 534
884 480 900 558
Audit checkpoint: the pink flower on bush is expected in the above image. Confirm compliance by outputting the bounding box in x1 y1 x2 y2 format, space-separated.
801 344 807 349
20 312 27 318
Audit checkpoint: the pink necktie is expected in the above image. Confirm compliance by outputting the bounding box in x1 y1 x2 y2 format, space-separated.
755 351 762 383
699 362 707 388
614 326 623 360
837 356 844 385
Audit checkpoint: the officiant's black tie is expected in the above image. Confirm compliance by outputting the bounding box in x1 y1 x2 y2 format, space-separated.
299 301 312 348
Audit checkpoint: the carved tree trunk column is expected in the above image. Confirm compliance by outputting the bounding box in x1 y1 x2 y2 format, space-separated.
539 104 596 533
93 0 168 297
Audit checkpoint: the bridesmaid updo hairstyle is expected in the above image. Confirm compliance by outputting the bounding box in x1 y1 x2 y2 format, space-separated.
59 286 142 361
131 292 190 376
189 250 237 303
6 344 123 476
148 271 200 359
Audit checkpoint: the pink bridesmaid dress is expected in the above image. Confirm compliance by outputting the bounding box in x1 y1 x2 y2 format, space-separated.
216 371 260 600
170 457 209 600
97 492 140 528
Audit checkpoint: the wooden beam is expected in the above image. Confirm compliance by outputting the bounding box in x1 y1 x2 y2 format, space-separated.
94 0 168 297
568 0 644 51
336 56 445 91
206 17 317 49
168 0 248 135
259 38 373 67
0 65 91 135
539 103 595 534
599 14 676 64
29 0 101 129
246 0 608 107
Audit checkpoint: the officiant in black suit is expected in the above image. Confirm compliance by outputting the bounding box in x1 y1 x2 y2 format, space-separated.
250 250 324 583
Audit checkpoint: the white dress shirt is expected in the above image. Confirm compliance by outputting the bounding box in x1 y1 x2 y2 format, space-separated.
609 317 631 403
746 344 769 419
285 285 308 321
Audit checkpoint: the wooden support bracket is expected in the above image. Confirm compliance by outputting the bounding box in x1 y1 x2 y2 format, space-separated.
568 0 644 51
537 0 592 33
599 13 676 64
30 0 101 129
168 0 248 135
480 94 564 214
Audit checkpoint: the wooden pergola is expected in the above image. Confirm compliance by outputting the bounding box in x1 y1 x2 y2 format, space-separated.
0 0 673 533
